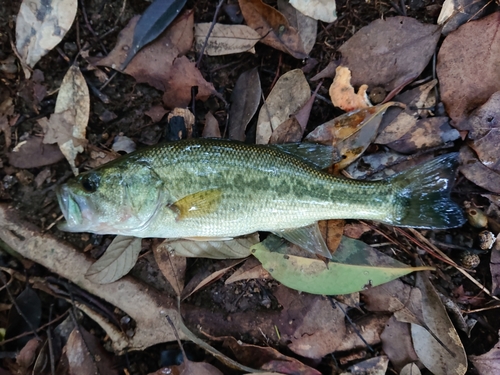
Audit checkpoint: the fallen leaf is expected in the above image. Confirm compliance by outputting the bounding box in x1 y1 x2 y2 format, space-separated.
490 238 500 296
7 137 64 168
121 0 188 69
163 234 258 259
256 69 310 144
289 0 337 22
329 66 371 112
318 219 344 254
238 0 307 59
16 338 41 372
65 327 118 375
15 0 77 78
400 363 421 375
42 65 89 175
380 316 418 372
411 272 467 375
385 117 460 154
438 0 490 35
348 356 389 375
225 257 270 284
112 135 136 153
145 105 169 123
277 0 317 54
338 17 440 92
194 23 261 56
459 145 500 194
269 116 303 143
154 240 187 297
202 111 221 138
437 12 500 124
252 235 433 295
470 333 500 375
85 236 142 284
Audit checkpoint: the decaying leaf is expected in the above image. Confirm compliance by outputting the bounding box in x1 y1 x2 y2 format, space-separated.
277 0 317 54
121 0 188 69
85 236 142 284
385 117 460 154
490 239 500 296
437 12 500 124
459 145 500 194
256 69 310 144
348 356 389 375
162 234 259 259
202 111 221 138
225 257 270 284
289 0 337 22
318 219 344 254
15 0 77 78
438 0 490 35
470 333 500 375
400 363 421 375
339 17 440 92
411 272 467 375
252 236 433 295
329 66 371 112
154 240 187 297
380 316 419 372
238 0 307 59
194 23 261 56
7 137 64 168
228 68 261 142
41 65 89 175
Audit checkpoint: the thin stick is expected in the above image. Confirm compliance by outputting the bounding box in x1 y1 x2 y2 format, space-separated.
196 0 225 67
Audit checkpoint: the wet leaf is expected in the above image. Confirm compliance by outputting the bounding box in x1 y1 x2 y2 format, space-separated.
411 272 467 375
252 236 433 295
238 0 307 59
256 69 310 144
470 335 500 375
154 240 186 297
289 0 337 22
7 137 64 168
228 68 262 141
459 145 500 194
194 23 261 56
339 17 440 92
385 117 460 154
121 0 188 69
65 327 118 375
437 12 500 124
277 0 317 54
85 236 142 284
41 65 89 175
15 0 77 78
163 234 258 259
306 102 402 170
329 66 371 112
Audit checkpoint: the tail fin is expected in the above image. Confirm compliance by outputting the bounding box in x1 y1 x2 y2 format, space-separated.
388 153 465 229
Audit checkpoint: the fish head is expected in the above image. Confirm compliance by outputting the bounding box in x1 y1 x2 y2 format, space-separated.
56 161 164 235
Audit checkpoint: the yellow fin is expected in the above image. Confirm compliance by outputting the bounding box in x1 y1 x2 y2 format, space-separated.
170 189 222 220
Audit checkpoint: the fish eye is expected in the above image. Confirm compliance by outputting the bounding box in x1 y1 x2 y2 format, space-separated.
80 173 100 193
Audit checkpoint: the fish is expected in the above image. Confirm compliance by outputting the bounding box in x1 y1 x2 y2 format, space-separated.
56 138 465 258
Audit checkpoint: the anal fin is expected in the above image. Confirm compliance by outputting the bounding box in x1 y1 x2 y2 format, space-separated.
273 222 332 259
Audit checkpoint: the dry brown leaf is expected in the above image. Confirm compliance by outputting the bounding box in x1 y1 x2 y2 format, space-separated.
380 316 418 372
318 219 344 254
228 67 261 141
385 117 459 154
16 338 41 372
225 257 270 284
202 111 221 138
277 0 317 54
15 0 77 78
437 12 500 125
256 69 310 144
470 334 500 375
289 0 337 22
41 65 89 175
459 145 500 194
339 17 440 92
329 66 371 112
238 0 307 59
144 105 169 123
154 240 187 297
194 23 261 56
7 137 64 168
269 117 303 143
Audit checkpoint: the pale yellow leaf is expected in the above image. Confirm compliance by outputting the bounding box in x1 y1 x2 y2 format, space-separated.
289 0 337 23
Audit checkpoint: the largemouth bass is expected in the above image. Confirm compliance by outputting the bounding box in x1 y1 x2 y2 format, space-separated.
57 139 465 258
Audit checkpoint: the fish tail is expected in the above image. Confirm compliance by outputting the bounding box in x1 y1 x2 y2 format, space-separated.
388 153 465 229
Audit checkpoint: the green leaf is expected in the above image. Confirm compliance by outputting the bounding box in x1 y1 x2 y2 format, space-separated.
252 235 433 295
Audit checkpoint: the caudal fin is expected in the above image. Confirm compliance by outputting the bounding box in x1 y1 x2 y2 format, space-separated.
389 153 465 229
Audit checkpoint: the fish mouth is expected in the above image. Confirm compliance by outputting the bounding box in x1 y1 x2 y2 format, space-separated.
56 184 85 232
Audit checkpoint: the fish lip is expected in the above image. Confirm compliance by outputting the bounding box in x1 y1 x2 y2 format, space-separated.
56 184 83 230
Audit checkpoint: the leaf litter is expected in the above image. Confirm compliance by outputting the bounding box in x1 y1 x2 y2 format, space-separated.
4 0 500 373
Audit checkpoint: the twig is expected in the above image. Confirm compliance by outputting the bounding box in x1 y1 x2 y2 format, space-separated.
196 0 225 67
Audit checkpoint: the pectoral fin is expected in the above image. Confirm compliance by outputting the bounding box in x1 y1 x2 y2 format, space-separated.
273 223 332 259
169 189 223 220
